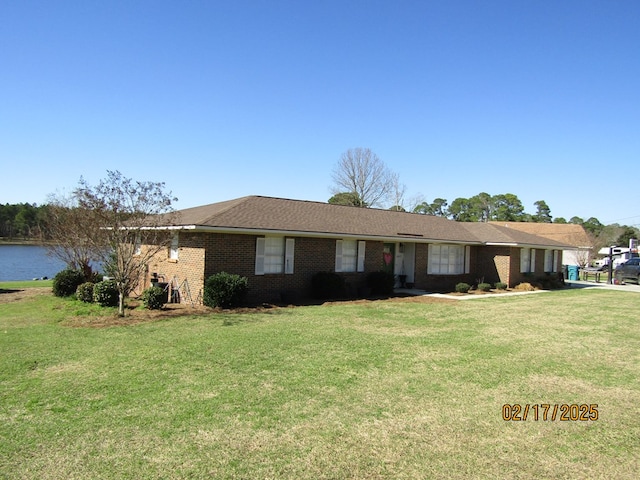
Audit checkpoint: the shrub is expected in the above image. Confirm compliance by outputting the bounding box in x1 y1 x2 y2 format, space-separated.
93 280 119 307
494 282 508 290
536 275 564 290
140 286 165 310
514 282 536 292
367 271 395 295
311 272 345 299
203 272 249 308
53 269 85 297
455 282 471 293
76 282 95 303
477 282 491 292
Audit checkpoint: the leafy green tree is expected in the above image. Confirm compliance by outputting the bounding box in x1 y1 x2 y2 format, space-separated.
0 203 47 238
328 192 365 207
413 198 448 217
582 217 604 237
472 192 493 222
447 193 525 222
532 200 552 223
448 197 477 221
616 226 638 247
491 193 525 221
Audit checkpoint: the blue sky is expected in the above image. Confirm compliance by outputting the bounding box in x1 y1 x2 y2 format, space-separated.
2 0 639 226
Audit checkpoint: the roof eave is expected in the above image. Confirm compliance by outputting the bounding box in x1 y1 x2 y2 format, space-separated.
183 225 482 245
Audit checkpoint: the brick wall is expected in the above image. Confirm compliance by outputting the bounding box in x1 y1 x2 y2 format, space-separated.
138 232 206 303
137 232 564 303
476 246 511 286
412 244 477 292
507 247 564 288
201 233 381 304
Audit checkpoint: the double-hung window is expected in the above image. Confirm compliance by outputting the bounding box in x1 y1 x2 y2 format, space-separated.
255 237 295 275
335 240 366 272
520 248 536 273
544 250 553 273
427 244 469 275
543 250 559 273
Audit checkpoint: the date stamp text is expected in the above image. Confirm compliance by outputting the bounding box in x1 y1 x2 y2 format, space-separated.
502 404 598 421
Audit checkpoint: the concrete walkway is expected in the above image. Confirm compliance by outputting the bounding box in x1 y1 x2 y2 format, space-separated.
564 280 640 293
395 280 640 301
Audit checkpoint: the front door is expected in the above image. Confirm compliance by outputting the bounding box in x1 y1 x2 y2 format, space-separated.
382 243 395 275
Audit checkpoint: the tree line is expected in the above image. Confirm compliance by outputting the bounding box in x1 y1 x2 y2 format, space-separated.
0 203 49 239
328 147 639 248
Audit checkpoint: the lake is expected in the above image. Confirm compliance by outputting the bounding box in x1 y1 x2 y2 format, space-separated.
0 245 67 281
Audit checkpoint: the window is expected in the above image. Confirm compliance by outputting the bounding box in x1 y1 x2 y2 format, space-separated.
134 235 141 256
255 237 295 275
335 240 366 273
169 234 179 260
544 250 554 273
427 244 469 275
520 248 536 273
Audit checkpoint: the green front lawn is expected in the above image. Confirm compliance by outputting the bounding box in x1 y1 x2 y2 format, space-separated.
1 288 638 478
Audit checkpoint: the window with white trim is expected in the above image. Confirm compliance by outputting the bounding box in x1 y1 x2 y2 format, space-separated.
520 248 536 273
255 237 295 275
169 233 179 260
544 250 554 273
335 240 366 273
427 244 469 275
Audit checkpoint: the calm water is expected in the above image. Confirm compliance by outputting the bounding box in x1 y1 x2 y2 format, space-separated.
0 245 67 281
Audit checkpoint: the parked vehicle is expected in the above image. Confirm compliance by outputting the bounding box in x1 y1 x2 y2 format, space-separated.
614 258 640 284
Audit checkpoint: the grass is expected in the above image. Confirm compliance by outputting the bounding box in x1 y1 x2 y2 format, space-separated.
0 279 53 290
1 286 639 478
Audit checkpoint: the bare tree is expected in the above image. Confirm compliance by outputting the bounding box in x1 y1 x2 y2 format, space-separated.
51 171 177 316
331 148 394 208
43 193 104 279
573 247 592 268
388 172 407 211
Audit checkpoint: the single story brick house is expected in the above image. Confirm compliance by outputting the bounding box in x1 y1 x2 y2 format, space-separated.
139 196 569 304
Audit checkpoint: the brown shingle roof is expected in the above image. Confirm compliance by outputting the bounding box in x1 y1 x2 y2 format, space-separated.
462 222 569 248
166 196 568 247
488 222 592 248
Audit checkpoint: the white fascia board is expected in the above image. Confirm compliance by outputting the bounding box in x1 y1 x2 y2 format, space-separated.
138 225 197 231
487 242 568 249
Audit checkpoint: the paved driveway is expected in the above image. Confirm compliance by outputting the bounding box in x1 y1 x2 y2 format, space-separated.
566 280 640 293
